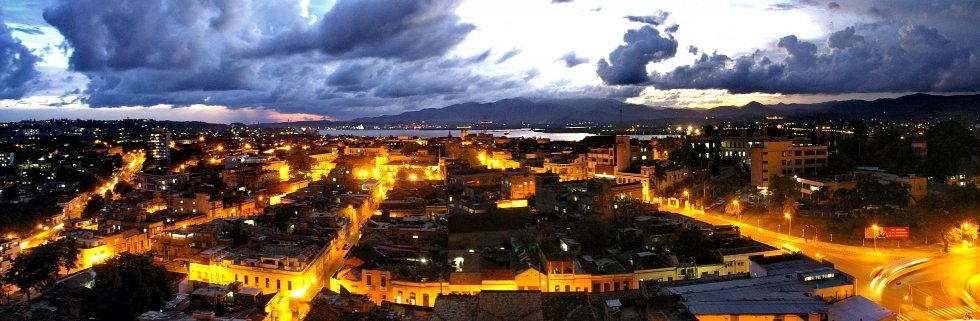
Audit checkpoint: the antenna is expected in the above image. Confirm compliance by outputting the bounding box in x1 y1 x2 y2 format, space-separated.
619 105 624 135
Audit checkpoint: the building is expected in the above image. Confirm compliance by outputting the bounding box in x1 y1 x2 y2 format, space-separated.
720 137 766 164
135 171 191 192
187 240 332 303
659 254 885 321
172 193 223 216
586 135 631 179
0 152 13 167
0 236 21 275
796 168 927 206
148 127 171 165
750 141 828 188
501 171 535 200
538 154 587 182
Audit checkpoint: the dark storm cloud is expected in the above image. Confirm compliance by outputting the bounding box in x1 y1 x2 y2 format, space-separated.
827 2 841 9
650 24 980 94
0 9 39 99
557 52 589 67
625 11 669 25
39 0 493 118
552 0 574 3
597 25 678 85
252 0 474 61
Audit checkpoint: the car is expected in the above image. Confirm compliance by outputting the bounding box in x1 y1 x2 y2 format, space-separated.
869 266 884 279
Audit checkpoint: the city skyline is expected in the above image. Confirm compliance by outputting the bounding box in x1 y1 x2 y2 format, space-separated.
1 0 979 123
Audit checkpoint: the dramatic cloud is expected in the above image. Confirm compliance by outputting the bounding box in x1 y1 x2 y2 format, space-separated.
625 11 670 25
0 9 39 99
39 0 486 117
597 25 678 85
252 0 474 61
557 52 589 68
651 24 980 94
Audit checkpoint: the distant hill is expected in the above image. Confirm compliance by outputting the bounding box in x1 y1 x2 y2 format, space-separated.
351 98 702 125
337 93 980 126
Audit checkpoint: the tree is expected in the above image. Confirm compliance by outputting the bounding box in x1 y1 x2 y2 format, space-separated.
87 253 173 320
5 245 59 301
766 175 799 214
923 121 979 181
221 220 251 247
55 237 80 276
573 216 613 255
611 196 651 228
285 151 313 176
0 273 15 305
1 186 19 201
82 194 105 218
913 186 980 252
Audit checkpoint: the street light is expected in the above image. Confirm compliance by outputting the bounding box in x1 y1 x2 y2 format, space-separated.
784 212 792 236
683 190 690 209
872 224 879 252
963 222 970 240
733 200 741 221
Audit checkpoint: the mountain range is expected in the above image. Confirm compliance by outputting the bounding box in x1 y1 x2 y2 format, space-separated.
279 93 980 127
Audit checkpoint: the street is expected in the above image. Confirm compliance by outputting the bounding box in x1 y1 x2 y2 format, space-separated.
670 204 977 320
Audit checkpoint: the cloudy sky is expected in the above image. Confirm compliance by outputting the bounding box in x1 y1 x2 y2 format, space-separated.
0 0 978 123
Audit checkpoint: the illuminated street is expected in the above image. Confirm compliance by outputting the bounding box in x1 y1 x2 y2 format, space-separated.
670 204 977 320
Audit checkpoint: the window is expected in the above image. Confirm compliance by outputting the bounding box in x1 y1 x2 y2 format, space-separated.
555 285 560 292
265 278 270 288
565 285 571 292
244 275 249 285
288 281 292 291
381 276 387 287
255 277 259 285
366 274 372 286
235 274 238 282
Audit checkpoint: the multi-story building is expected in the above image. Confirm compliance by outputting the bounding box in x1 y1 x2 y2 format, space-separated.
750 141 828 188
501 171 535 200
147 127 171 165
172 193 223 216
0 236 21 275
586 135 631 179
538 154 587 182
0 152 13 167
187 240 332 302
720 137 766 164
135 171 191 192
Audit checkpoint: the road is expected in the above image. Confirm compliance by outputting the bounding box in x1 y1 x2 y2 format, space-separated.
21 151 144 250
670 205 975 320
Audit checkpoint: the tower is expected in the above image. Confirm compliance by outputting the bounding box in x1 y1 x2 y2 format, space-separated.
615 135 631 172
148 127 171 165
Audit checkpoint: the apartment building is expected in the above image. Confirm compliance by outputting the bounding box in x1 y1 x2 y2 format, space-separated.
750 141 828 188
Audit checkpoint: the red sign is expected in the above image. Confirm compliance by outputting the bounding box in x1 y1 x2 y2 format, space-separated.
864 227 910 239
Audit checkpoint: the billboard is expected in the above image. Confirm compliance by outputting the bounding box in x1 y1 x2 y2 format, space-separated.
864 226 910 239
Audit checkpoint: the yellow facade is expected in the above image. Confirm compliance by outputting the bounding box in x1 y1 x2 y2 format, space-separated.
187 245 331 301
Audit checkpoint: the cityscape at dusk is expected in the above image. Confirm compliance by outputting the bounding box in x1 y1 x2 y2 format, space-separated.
1 1 980 321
